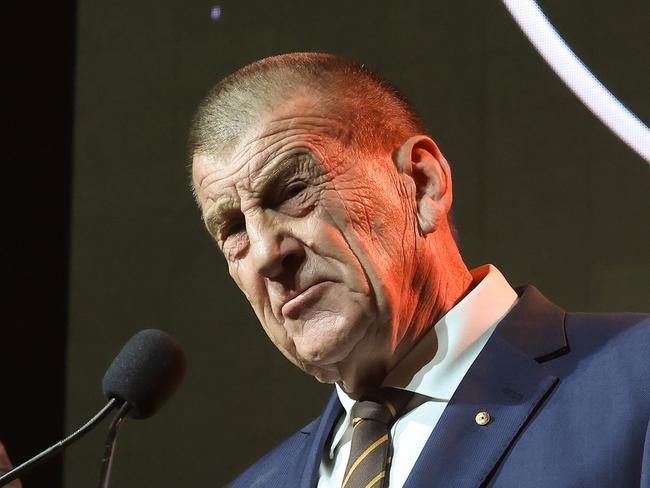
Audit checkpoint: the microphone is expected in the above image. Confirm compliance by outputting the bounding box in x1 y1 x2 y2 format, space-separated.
102 329 187 419
97 329 187 487
0 329 187 488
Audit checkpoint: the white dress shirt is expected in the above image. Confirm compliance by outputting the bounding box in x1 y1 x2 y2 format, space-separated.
317 264 518 488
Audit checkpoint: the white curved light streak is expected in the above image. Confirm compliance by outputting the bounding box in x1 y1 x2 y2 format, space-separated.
502 0 650 163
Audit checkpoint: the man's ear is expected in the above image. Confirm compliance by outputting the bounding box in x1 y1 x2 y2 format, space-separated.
393 135 452 235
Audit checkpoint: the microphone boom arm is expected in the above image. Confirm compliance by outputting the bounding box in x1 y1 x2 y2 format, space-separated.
0 399 120 488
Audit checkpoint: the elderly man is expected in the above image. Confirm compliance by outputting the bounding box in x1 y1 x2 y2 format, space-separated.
190 53 649 487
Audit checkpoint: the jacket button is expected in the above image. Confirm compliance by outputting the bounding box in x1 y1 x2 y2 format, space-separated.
475 411 491 426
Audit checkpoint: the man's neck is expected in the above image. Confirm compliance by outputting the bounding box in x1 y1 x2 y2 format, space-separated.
335 239 474 398
382 256 476 389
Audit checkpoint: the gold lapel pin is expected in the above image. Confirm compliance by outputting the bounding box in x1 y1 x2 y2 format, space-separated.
475 411 491 426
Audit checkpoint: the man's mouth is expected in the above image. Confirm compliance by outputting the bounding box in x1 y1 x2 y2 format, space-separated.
281 281 333 319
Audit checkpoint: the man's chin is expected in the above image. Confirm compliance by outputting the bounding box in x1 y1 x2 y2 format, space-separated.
302 363 341 384
296 341 354 385
293 333 357 369
290 313 368 367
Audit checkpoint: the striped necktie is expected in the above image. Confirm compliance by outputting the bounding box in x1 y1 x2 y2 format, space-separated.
340 388 414 488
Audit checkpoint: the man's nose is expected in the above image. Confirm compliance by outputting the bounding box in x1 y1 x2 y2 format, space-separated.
248 215 305 280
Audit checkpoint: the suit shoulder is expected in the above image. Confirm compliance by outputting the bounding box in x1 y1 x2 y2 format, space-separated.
565 311 650 343
224 419 318 488
564 311 650 375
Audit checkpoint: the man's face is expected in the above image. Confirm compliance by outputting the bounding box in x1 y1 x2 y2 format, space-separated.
192 96 417 388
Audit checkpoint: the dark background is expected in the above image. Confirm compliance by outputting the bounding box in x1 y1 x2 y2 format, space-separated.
3 1 648 487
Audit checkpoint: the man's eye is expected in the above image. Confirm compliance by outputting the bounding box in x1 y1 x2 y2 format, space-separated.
220 219 248 260
222 219 245 239
285 182 307 199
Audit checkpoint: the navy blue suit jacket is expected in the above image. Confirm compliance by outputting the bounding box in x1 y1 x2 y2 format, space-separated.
227 286 650 487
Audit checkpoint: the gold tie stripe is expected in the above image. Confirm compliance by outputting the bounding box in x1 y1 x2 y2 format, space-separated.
340 388 414 488
365 472 386 488
341 435 388 488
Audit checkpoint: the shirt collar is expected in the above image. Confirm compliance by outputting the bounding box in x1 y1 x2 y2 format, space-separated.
333 264 518 445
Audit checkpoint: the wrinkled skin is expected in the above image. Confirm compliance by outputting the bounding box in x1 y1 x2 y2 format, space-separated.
193 94 470 396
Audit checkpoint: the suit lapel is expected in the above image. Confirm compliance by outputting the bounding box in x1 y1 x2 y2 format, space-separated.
299 391 343 488
496 286 568 362
404 286 566 488
298 286 567 488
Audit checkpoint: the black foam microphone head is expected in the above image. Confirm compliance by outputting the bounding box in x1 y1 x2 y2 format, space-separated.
102 329 187 419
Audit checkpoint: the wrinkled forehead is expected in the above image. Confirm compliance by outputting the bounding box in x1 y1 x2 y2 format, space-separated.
192 104 353 204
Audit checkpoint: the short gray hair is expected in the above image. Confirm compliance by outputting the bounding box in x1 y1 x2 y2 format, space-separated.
188 52 427 159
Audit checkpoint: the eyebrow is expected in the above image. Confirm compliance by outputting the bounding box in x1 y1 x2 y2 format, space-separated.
203 197 238 238
203 152 313 237
253 152 311 198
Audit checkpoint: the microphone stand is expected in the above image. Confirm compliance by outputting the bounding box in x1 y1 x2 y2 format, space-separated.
0 399 119 488
97 401 130 488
